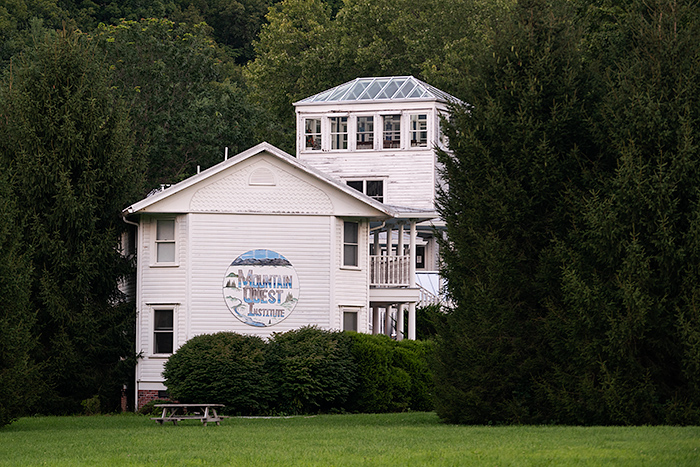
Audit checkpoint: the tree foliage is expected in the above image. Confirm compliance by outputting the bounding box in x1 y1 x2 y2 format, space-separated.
0 171 40 427
0 29 144 413
96 18 259 190
435 0 700 425
245 0 511 151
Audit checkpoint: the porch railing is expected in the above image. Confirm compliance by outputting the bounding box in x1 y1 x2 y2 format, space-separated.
370 255 410 287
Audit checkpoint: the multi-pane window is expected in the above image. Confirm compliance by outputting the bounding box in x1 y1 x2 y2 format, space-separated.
153 309 174 354
330 117 348 150
410 114 428 147
156 219 175 263
343 221 359 267
383 115 401 148
347 180 384 203
305 118 322 150
356 116 374 149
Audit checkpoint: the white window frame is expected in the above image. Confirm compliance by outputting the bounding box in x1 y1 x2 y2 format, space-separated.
382 114 402 149
151 306 177 356
342 307 360 332
355 115 375 150
342 221 360 268
304 117 322 151
330 116 348 150
346 179 385 203
153 218 178 266
410 113 429 148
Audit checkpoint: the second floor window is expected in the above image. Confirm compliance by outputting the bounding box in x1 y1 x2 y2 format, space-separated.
343 221 359 267
410 114 428 147
383 115 401 148
305 118 321 150
156 219 176 263
347 180 384 203
330 117 348 149
356 116 374 149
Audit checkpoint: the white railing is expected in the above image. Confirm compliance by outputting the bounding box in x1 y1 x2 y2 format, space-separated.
370 255 410 287
417 283 441 307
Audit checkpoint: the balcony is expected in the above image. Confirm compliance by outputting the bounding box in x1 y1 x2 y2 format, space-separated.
370 255 410 287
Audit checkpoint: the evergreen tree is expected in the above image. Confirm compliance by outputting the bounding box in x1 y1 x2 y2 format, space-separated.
0 172 40 427
434 0 598 424
541 0 700 424
0 29 144 413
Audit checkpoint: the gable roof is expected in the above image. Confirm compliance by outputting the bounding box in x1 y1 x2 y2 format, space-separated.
123 142 436 221
294 76 460 106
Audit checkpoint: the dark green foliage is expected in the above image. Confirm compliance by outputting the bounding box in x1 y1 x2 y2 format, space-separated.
137 399 175 416
96 18 259 192
435 0 700 425
0 172 40 427
345 333 434 413
266 326 356 414
163 332 270 415
435 0 594 424
163 328 432 416
415 304 444 341
0 29 144 414
538 0 700 425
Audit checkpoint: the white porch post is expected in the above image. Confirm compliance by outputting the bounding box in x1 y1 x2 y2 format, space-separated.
397 304 405 341
398 223 405 256
408 220 417 340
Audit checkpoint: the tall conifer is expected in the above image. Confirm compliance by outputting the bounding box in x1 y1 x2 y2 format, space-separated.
0 29 144 413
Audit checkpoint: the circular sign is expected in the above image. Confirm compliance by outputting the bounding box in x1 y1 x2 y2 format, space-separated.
223 249 299 327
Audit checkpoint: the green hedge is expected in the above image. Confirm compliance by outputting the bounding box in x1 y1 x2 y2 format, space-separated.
162 327 435 415
346 333 434 413
266 326 356 414
162 332 271 415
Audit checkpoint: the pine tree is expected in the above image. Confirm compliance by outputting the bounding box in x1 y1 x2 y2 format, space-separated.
0 29 144 413
434 0 599 423
0 171 40 427
542 0 700 424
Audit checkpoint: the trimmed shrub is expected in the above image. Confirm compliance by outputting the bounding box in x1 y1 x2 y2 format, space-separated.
163 332 270 415
265 326 356 414
346 333 435 413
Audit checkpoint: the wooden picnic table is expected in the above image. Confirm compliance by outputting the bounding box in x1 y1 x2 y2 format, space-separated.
151 403 224 426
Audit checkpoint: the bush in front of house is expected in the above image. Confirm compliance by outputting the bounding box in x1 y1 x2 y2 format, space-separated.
345 333 435 413
265 326 357 414
162 332 271 415
162 327 435 415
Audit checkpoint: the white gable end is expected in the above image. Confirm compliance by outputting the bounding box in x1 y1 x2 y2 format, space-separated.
190 159 333 214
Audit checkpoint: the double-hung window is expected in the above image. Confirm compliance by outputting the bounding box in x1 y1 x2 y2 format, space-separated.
155 219 176 263
356 116 374 149
153 309 174 354
305 118 322 150
347 180 384 203
330 117 348 150
410 114 428 147
343 221 359 267
383 115 401 149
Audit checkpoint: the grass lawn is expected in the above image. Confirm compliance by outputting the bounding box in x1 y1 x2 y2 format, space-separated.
0 412 698 466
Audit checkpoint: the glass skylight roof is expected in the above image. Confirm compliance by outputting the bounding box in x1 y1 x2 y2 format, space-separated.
295 76 458 104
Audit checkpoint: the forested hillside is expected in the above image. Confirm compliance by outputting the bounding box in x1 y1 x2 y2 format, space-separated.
1 0 699 426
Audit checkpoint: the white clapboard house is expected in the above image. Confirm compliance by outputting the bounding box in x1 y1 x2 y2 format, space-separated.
124 76 457 408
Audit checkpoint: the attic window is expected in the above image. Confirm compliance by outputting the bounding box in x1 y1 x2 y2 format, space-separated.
249 167 276 186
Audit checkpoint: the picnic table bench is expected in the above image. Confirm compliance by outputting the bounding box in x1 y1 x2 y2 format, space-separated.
151 403 224 426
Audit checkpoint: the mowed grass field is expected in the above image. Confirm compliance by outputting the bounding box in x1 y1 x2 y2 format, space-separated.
0 412 698 466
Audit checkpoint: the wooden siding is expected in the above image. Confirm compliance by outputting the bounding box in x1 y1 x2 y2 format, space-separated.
301 150 436 210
